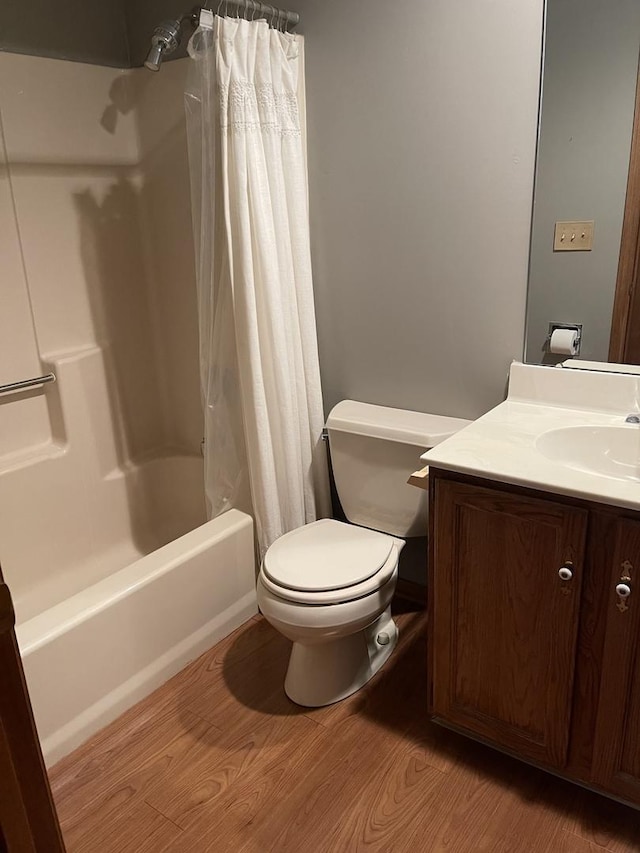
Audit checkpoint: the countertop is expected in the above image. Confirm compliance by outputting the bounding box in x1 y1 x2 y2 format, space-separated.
421 362 640 512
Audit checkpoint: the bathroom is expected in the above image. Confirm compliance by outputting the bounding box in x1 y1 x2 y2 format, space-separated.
1 0 640 850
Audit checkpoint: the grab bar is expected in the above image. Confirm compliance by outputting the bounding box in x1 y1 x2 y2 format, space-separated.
0 372 56 396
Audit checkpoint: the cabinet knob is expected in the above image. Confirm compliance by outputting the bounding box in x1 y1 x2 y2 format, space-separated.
558 565 573 581
616 582 632 599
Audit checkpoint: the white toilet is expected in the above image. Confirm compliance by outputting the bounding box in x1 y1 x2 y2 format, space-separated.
257 400 470 707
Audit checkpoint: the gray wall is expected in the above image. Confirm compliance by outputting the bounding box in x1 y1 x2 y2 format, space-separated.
0 0 129 67
525 1 640 364
294 0 544 419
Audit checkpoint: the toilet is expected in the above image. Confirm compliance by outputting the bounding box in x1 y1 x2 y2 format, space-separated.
257 400 471 707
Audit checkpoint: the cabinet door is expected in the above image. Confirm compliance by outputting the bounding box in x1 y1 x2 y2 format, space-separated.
430 479 587 768
0 570 66 852
591 518 640 803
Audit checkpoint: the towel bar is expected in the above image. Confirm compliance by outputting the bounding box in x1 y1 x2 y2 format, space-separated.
0 373 56 396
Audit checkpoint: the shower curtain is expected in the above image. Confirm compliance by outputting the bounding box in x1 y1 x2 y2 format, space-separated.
185 14 331 555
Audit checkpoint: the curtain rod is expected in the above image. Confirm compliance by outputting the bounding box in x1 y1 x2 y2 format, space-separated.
201 0 300 28
145 1 300 71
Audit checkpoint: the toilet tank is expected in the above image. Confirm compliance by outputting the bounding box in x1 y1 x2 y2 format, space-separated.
326 401 471 538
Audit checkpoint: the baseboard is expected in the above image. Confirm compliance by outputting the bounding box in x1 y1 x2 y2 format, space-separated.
394 578 427 608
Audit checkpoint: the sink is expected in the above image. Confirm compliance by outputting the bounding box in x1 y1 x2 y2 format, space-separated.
536 425 640 482
425 364 640 507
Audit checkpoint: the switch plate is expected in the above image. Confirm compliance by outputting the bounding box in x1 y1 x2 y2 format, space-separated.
553 220 594 251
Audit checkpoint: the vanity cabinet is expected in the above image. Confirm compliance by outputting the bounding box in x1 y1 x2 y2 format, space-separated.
428 469 640 807
430 479 587 768
591 518 640 802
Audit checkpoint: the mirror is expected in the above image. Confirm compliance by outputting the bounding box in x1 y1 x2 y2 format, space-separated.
524 1 640 365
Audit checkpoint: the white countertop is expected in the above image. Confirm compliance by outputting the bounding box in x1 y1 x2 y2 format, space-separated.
423 362 640 511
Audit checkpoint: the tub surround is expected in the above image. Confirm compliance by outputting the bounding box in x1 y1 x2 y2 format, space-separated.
0 53 257 767
0 53 200 468
0 54 206 622
0 348 206 623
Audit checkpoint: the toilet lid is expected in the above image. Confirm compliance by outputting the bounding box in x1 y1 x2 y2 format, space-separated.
263 519 395 592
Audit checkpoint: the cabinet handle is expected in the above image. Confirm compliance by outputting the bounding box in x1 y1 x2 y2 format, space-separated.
558 564 573 581
616 581 632 613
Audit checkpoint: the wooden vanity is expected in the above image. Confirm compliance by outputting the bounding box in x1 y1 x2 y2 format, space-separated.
426 465 640 808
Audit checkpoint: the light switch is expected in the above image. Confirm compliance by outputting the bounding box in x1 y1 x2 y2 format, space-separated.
553 221 594 251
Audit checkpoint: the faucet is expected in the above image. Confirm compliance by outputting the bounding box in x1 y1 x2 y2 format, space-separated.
625 414 640 424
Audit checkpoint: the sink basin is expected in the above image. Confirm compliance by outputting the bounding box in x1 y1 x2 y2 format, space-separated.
536 425 640 482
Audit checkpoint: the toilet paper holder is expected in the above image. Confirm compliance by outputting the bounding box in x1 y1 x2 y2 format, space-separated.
547 322 582 356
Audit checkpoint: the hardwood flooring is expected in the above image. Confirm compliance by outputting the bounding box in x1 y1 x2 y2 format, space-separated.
49 602 640 852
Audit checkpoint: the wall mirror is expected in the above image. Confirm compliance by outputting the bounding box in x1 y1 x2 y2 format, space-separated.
524 1 640 366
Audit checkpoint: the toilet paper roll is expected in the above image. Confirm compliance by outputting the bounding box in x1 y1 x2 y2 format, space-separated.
549 328 579 356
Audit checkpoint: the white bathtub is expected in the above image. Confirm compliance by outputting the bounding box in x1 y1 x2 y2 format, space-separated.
1 349 257 766
17 506 255 767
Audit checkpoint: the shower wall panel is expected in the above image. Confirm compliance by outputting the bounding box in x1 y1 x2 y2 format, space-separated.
132 58 202 456
0 122 51 459
0 52 203 610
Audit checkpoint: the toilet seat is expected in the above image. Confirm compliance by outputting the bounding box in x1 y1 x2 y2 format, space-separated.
261 519 400 605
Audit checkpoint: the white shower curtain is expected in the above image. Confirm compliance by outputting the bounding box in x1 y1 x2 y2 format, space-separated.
185 15 331 555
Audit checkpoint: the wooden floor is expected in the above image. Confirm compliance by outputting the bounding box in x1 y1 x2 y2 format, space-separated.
49 602 640 853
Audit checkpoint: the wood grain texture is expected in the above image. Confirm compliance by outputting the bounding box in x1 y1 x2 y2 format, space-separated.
592 518 640 802
567 511 619 778
430 478 587 767
609 56 640 363
0 569 66 852
49 604 640 852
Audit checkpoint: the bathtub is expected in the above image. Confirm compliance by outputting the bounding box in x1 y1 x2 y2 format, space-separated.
1 349 257 766
17 503 255 767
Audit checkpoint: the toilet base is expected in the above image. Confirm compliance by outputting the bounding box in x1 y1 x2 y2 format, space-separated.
283 607 398 707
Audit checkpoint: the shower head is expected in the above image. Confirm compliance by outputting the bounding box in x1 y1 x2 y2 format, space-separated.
144 41 166 72
144 19 182 71
144 10 200 71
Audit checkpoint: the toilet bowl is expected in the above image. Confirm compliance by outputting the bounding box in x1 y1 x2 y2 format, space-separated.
258 400 471 708
257 518 404 706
